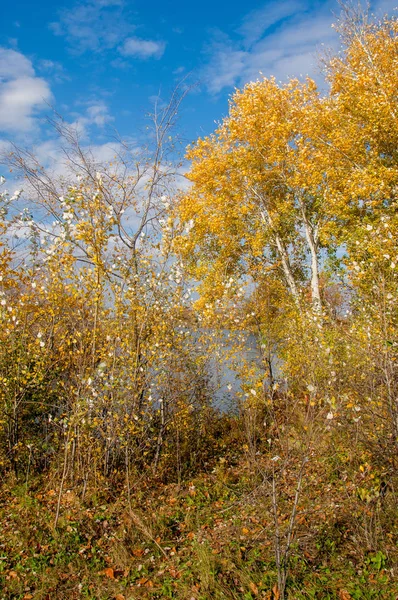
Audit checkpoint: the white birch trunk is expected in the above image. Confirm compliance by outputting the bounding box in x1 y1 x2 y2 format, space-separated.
259 209 300 304
301 207 322 314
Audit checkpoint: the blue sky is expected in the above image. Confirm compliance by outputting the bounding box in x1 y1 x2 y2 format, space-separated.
1 0 397 166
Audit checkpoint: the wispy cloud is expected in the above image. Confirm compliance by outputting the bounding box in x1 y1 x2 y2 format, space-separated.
49 0 129 53
203 0 398 95
119 37 166 59
68 101 114 137
203 3 338 95
0 48 52 133
31 138 123 178
238 0 310 46
49 0 166 61
37 59 70 83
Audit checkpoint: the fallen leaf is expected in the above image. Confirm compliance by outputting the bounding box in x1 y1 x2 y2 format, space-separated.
273 584 280 600
249 581 259 595
102 567 115 579
169 568 181 579
8 571 19 579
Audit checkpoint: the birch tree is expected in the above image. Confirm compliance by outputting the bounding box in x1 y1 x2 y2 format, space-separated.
175 78 329 315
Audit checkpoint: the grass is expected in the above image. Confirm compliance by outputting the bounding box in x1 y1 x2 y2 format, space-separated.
1 440 398 600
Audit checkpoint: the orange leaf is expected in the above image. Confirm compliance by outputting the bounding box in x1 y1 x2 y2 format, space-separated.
273 584 280 600
169 568 181 579
102 567 115 579
249 581 259 595
8 571 19 579
338 591 352 600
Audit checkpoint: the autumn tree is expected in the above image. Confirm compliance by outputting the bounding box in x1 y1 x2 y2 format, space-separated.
321 9 398 446
0 87 220 487
175 78 335 317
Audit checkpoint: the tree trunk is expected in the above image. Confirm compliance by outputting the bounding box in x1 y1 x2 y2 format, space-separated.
259 208 300 305
301 206 322 315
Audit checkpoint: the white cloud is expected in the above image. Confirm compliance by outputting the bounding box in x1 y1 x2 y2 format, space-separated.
33 139 67 176
68 101 114 138
203 4 338 94
203 0 398 95
0 48 52 133
37 59 70 83
89 141 123 163
238 0 310 46
50 0 166 62
205 45 247 94
119 37 166 59
32 138 123 177
86 102 114 127
49 0 131 53
0 139 11 154
0 48 34 79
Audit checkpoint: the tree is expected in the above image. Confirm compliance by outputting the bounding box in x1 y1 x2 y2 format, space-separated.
321 8 398 444
175 77 334 316
0 86 219 485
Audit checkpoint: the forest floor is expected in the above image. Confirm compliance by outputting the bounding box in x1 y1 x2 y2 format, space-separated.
1 441 397 600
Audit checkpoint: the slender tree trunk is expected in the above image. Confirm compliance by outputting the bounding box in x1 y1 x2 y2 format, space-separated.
259 207 300 304
274 233 300 303
54 428 70 529
251 188 301 306
153 399 166 473
301 207 322 315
